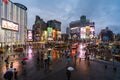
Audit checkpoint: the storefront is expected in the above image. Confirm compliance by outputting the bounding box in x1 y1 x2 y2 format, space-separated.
0 0 27 53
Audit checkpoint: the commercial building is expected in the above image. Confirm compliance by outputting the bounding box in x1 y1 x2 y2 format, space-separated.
32 16 47 41
47 20 61 31
0 0 27 48
99 27 114 42
69 15 95 40
47 20 61 40
33 17 62 42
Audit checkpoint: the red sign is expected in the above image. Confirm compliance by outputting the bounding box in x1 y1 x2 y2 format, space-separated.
2 0 8 5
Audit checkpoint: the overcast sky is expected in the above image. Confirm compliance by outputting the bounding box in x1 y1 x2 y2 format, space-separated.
11 0 120 35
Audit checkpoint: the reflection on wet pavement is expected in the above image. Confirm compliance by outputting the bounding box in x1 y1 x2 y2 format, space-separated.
0 60 20 79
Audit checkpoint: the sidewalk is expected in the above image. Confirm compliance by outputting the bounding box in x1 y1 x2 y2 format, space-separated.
40 58 120 80
17 57 68 80
93 58 120 70
1 52 120 80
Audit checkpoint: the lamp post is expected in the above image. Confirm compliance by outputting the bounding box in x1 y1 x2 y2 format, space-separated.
112 33 117 71
112 51 117 71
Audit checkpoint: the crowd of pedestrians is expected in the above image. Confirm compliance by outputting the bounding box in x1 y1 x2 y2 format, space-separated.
34 50 52 72
0 50 25 80
3 59 18 80
1 45 76 80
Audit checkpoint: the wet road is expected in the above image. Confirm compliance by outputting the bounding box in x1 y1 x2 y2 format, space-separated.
0 47 67 80
0 47 120 80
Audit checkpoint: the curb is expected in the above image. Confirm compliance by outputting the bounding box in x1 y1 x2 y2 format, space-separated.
92 59 120 68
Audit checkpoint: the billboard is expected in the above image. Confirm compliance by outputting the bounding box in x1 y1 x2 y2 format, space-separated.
52 29 57 40
2 19 19 31
27 30 33 41
80 26 95 39
86 26 90 39
47 27 53 37
80 27 86 39
90 27 95 39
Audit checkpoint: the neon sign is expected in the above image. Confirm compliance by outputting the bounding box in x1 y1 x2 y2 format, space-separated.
27 30 33 41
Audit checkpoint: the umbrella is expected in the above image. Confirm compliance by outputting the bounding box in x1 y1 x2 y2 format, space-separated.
67 66 74 71
22 57 28 60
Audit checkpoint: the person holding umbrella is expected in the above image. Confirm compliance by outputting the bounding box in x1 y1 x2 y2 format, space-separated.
21 57 28 65
22 57 28 61
66 69 71 80
21 57 28 72
66 66 74 80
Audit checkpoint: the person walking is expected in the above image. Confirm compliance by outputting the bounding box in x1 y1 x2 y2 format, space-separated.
1 55 4 61
5 56 9 64
44 59 48 71
66 69 71 80
3 70 13 80
40 53 44 68
21 60 26 72
66 55 70 66
14 68 18 80
74 51 79 66
5 56 9 70
10 62 13 68
36 56 40 64
6 63 9 70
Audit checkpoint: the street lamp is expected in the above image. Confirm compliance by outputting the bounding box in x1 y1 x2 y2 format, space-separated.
112 51 117 72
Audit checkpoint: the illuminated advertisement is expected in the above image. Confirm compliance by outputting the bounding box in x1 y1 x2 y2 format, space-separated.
2 19 19 31
57 31 61 39
27 30 33 41
43 31 47 40
80 27 86 39
80 26 95 39
71 43 78 57
90 27 95 39
86 26 90 39
52 29 57 40
47 27 53 37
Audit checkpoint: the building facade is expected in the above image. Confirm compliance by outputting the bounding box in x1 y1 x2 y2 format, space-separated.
99 27 114 42
33 16 47 41
47 20 61 31
0 0 27 48
47 20 61 40
69 15 95 40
